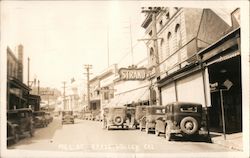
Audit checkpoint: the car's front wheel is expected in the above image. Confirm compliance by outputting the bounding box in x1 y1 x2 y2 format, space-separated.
14 133 19 144
139 123 143 131
165 124 172 141
155 129 160 136
145 123 149 134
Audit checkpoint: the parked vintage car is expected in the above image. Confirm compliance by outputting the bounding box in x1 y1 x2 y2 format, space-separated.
155 102 204 141
7 121 18 144
62 110 74 124
83 112 93 120
7 108 34 144
126 107 136 128
103 106 128 130
140 105 166 134
44 112 53 124
135 106 148 129
33 111 47 128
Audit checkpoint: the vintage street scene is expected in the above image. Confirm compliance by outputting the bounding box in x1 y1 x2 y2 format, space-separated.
1 1 248 158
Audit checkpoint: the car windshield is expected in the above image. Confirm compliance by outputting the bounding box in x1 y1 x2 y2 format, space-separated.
62 111 73 115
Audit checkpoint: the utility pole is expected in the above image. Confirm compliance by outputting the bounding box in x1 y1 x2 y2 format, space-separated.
27 57 30 87
84 65 92 111
141 7 164 106
27 57 30 108
37 80 40 95
141 7 163 76
129 18 134 65
62 81 67 110
107 26 110 68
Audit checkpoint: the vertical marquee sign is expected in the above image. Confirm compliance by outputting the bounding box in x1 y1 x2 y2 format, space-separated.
118 66 147 80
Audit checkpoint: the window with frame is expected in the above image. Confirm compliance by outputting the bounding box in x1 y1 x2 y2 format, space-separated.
160 39 165 62
180 106 197 112
166 12 170 19
175 24 182 49
149 47 155 65
167 32 173 55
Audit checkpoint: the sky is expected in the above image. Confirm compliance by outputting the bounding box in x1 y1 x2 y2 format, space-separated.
2 1 246 95
2 1 148 92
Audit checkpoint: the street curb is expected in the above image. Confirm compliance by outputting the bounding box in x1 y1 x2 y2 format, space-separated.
212 139 243 151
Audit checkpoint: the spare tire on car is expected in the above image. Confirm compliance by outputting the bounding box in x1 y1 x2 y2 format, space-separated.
113 115 124 126
180 116 199 135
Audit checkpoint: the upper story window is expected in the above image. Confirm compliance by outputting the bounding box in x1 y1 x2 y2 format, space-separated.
166 12 170 19
159 20 163 26
175 24 182 48
160 39 165 62
149 47 155 65
167 32 173 55
149 30 153 36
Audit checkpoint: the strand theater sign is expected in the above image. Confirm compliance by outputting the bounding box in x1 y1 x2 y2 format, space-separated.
118 66 147 80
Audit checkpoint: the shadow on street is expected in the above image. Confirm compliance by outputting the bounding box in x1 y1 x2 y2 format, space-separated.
8 117 62 148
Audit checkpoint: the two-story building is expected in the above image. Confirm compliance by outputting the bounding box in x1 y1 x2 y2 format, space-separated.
141 7 241 133
7 45 32 110
89 76 101 112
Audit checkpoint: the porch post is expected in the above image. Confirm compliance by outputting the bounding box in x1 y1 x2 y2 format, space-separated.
220 89 226 140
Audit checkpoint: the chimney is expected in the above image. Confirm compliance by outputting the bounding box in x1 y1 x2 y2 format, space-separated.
17 44 23 82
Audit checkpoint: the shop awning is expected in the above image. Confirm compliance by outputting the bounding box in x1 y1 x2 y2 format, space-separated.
114 86 149 106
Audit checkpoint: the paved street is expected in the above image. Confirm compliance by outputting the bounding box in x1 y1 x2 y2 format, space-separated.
8 117 236 153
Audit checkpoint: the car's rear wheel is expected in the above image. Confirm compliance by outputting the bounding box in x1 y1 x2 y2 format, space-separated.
180 117 198 135
113 115 124 126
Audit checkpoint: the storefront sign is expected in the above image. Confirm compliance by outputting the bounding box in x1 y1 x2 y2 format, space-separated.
119 67 147 80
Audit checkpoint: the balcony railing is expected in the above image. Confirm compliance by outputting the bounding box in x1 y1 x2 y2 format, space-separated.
147 37 207 79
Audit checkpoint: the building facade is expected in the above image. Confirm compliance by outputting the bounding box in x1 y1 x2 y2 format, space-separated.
89 76 101 112
111 59 150 107
7 45 31 110
142 7 241 133
99 64 118 108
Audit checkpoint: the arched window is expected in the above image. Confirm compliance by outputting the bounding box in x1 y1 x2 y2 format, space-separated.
149 47 155 65
160 39 165 62
167 32 173 55
175 24 182 48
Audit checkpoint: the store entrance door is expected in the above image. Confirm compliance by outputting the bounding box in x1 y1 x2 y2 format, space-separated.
208 56 242 134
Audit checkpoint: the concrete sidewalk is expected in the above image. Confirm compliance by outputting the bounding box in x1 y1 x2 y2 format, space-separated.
210 132 242 151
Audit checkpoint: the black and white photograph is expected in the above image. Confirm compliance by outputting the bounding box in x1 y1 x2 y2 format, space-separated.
0 1 249 158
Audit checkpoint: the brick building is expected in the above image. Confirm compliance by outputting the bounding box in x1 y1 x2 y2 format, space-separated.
7 45 31 110
142 7 241 133
7 45 41 111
